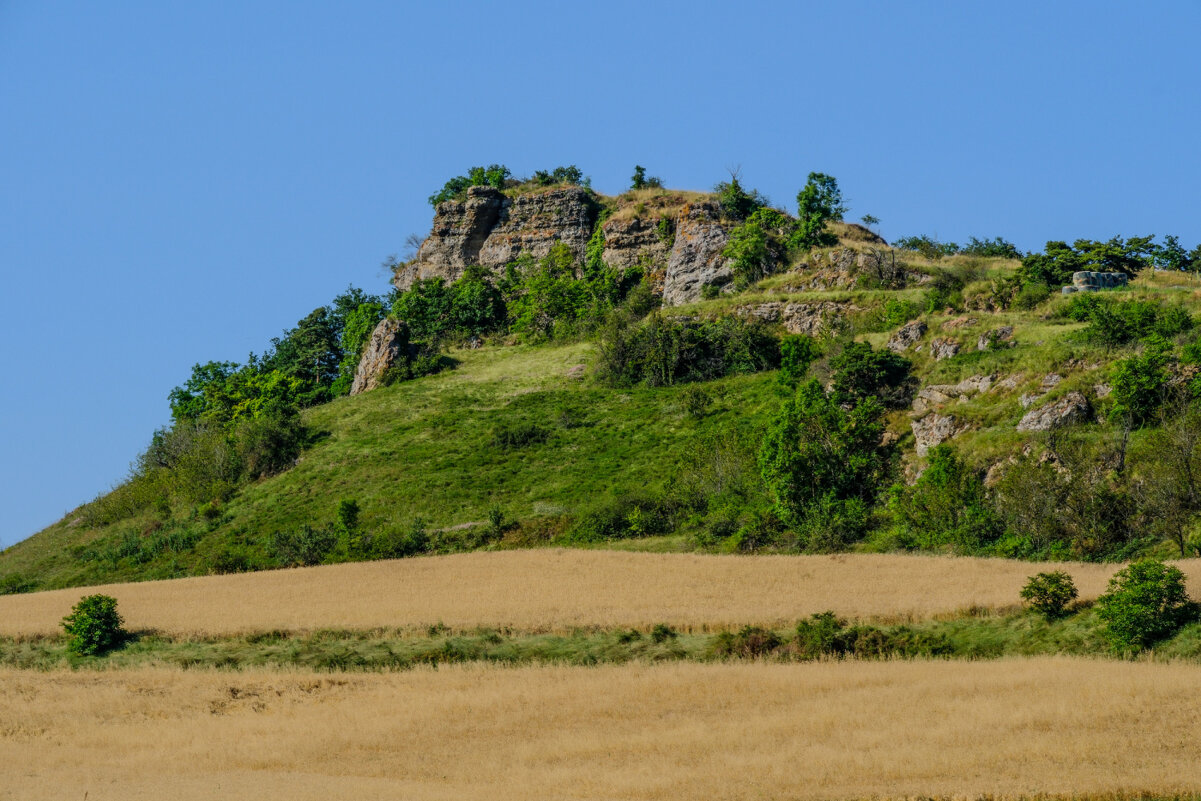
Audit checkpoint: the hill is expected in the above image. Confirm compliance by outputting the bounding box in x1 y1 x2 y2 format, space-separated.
6 169 1201 592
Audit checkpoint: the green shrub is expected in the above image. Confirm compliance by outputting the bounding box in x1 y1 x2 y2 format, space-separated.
271 525 338 567
650 623 678 643
428 164 510 206
568 493 679 542
1012 281 1051 310
0 573 35 595
792 172 843 251
680 385 713 419
711 626 783 659
372 518 430 559
778 334 820 388
794 611 845 658
61 595 127 656
597 313 780 388
893 234 958 260
1095 559 1198 649
1020 571 1078 620
490 422 549 449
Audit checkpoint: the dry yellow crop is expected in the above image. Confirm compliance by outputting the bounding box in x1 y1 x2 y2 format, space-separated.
3 657 1201 800
3 550 1191 637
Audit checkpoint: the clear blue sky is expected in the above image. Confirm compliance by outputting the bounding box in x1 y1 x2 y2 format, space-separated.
2 1 1200 545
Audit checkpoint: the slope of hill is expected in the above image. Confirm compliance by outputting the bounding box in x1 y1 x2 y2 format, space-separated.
6 175 1201 592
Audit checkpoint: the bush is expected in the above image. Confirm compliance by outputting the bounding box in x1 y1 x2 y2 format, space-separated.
0 573 35 595
792 172 844 251
828 340 914 408
1109 335 1172 427
650 623 678 643
794 611 845 658
778 334 820 388
1095 559 1198 649
271 525 338 567
568 493 679 542
371 518 430 559
61 595 127 656
1020 571 1078 620
597 313 780 388
490 422 549 449
711 626 783 659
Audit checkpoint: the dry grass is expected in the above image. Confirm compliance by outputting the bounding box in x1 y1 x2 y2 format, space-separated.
4 657 1201 800
0 550 1181 638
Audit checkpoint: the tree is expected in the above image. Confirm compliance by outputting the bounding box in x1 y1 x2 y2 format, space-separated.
888 444 1002 551
1020 572 1078 620
778 334 820 388
1095 559 1197 649
828 340 914 408
631 165 647 190
793 172 845 251
759 379 890 544
860 214 880 230
1140 400 1201 555
1109 334 1172 428
61 594 127 656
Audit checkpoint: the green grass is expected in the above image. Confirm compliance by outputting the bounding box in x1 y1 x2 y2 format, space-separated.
10 605 1201 672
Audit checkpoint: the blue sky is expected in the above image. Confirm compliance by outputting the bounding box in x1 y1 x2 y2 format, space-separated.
2 1 1200 545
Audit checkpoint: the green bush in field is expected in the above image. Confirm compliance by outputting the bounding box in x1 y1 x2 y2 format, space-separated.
778 334 820 388
1019 571 1078 620
61 595 127 656
888 445 1002 553
1095 559 1198 649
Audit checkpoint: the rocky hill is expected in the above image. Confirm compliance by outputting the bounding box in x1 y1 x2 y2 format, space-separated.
4 174 1200 593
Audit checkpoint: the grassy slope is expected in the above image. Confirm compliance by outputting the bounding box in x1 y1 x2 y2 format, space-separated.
7 248 1201 591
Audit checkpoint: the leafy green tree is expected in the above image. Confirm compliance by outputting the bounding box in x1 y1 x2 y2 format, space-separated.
508 243 592 340
533 165 585 186
1110 334 1172 427
266 307 342 406
778 334 820 388
1095 559 1198 649
391 278 454 341
792 172 844 251
1020 237 1155 286
893 234 959 260
888 445 1002 551
631 165 648 190
61 594 127 656
829 340 914 408
428 164 510 205
960 236 1021 259
758 379 890 541
451 266 506 336
1020 572 1078 620
1155 235 1190 271
860 214 879 230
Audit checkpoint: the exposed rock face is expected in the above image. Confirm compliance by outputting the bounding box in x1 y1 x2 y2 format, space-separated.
977 326 1014 351
912 413 967 457
395 186 599 290
739 301 862 336
662 202 732 306
476 187 598 267
930 337 961 361
911 375 993 414
599 215 673 293
787 248 925 291
1016 391 1092 432
350 318 407 395
887 321 927 353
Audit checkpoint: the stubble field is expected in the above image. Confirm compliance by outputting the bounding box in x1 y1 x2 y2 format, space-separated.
0 549 1161 637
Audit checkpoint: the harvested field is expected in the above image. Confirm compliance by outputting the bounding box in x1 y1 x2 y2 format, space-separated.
4 657 1201 800
1 550 1188 637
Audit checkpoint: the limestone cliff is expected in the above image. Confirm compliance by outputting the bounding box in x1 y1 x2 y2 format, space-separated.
396 187 732 306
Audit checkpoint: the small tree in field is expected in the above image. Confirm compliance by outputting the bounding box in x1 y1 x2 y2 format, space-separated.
1095 560 1198 650
61 594 127 656
1020 571 1078 620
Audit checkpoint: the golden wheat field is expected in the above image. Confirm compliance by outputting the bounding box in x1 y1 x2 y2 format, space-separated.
0 550 1170 637
3 657 1201 801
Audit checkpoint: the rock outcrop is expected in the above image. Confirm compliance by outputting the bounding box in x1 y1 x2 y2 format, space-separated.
397 190 731 307
1016 391 1092 432
739 301 862 336
977 326 1014 351
1061 271 1129 294
395 186 599 289
350 318 408 395
930 337 961 361
910 375 993 414
887 321 927 353
661 202 732 305
912 413 968 457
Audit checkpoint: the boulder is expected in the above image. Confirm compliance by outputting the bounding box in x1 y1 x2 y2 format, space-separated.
1016 391 1092 432
910 375 992 413
912 413 966 457
350 318 408 395
930 337 961 361
887 320 927 353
